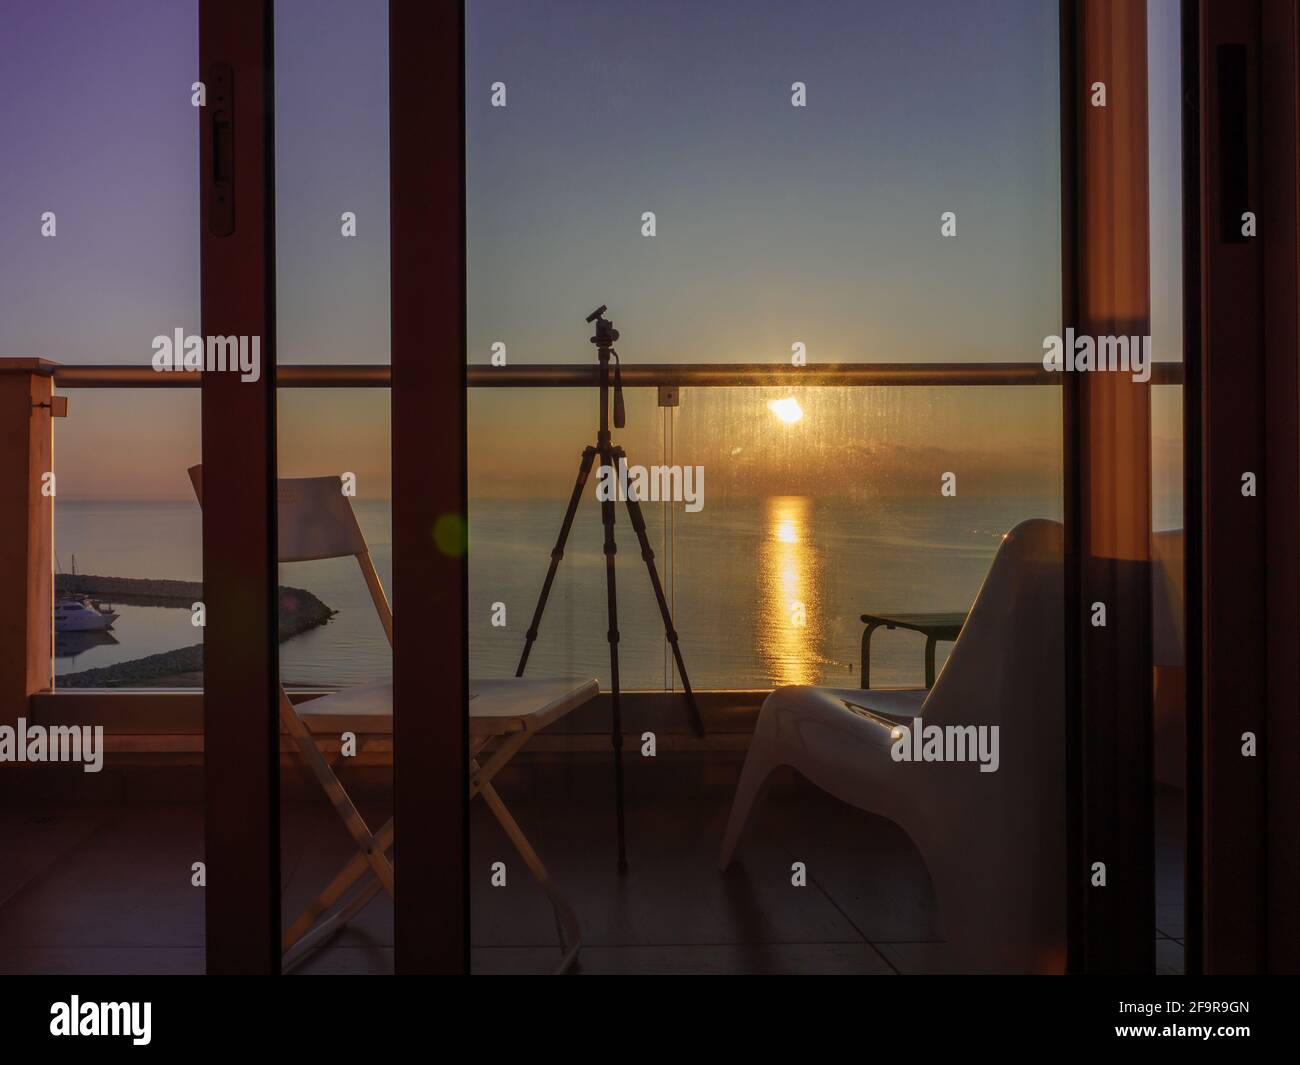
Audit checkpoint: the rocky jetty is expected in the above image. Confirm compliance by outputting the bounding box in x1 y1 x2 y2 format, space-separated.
56 576 335 688
56 574 207 607
57 644 205 688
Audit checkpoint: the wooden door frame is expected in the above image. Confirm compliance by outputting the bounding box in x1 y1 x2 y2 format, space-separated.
390 0 469 974
198 0 281 976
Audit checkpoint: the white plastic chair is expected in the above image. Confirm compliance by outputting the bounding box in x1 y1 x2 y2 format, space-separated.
719 518 1066 973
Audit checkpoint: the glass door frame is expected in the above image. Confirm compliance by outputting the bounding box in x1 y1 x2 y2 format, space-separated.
197 0 1300 977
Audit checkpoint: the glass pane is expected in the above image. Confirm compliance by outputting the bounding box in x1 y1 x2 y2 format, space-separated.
54 394 203 688
671 386 1063 689
274 0 392 974
0 0 204 973
470 388 666 687
1148 0 1185 974
468 0 1066 974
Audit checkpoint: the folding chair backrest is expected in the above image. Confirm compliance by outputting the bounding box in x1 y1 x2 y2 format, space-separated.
187 464 392 647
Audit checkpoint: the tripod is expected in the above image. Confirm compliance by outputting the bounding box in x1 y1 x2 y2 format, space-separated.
516 306 706 871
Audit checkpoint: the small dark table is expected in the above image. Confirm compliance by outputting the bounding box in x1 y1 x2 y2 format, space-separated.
859 611 968 689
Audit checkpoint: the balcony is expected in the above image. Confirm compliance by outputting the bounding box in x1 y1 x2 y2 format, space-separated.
0 358 1187 974
4 0 1297 993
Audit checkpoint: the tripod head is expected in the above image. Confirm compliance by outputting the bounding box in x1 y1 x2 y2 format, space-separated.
587 305 620 348
586 305 625 431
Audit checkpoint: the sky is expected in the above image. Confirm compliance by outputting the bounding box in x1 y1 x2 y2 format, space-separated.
0 0 1182 501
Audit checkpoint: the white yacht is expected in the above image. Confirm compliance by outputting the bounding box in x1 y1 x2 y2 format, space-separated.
55 596 119 632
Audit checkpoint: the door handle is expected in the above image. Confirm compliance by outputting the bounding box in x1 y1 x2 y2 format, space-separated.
1216 44 1249 245
208 63 234 236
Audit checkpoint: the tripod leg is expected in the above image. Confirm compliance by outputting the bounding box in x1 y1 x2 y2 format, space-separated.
614 448 707 737
516 446 598 677
599 450 629 872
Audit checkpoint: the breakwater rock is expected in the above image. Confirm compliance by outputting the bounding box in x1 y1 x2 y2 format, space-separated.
57 644 204 688
57 573 205 606
55 575 335 687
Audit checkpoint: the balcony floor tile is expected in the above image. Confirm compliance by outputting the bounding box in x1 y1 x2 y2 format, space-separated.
0 778 1186 974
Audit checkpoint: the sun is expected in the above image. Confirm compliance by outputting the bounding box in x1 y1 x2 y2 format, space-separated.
767 397 804 424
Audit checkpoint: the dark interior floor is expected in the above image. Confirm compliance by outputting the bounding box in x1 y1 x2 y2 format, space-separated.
0 778 1185 975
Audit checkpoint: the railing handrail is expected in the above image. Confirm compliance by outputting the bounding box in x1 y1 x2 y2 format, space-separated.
46 361 1185 388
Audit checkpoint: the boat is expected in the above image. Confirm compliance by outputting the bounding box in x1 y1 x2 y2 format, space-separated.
55 596 119 632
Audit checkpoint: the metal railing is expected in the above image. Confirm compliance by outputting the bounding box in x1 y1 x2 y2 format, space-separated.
48 362 1185 388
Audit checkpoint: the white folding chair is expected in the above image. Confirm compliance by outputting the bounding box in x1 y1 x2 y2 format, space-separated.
188 466 396 970
190 466 592 973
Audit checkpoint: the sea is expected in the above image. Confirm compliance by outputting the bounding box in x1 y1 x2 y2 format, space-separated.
52 494 1178 692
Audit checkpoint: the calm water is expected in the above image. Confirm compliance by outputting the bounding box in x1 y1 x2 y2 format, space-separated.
51 495 1113 691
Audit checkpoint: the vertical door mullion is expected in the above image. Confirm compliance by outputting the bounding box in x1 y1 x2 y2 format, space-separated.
1197 0 1268 974
198 0 280 975
1062 0 1156 973
1059 0 1083 973
1260 0 1300 975
1196 0 1268 972
390 0 469 973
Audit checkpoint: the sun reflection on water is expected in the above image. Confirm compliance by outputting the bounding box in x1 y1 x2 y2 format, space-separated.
758 496 821 687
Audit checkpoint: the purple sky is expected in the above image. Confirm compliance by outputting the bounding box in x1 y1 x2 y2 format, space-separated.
0 0 1182 501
